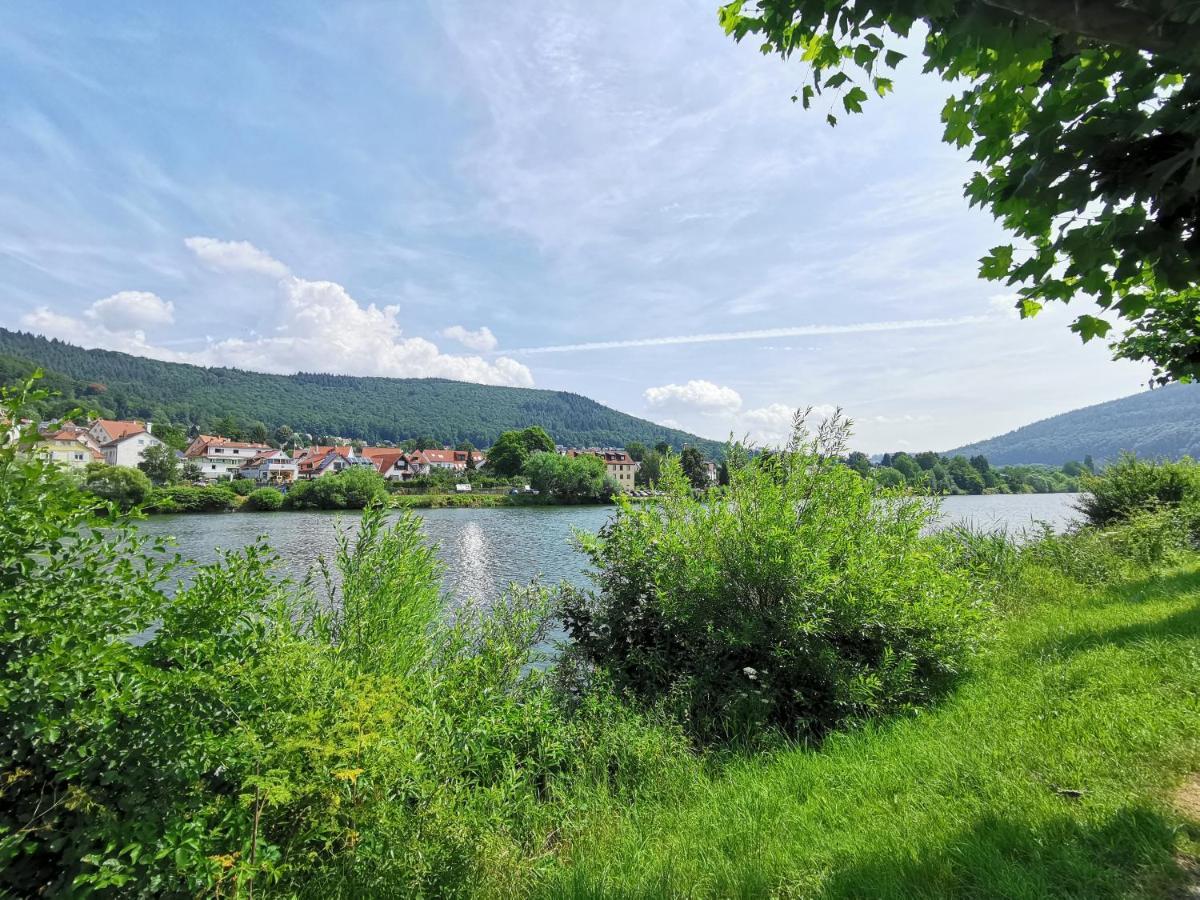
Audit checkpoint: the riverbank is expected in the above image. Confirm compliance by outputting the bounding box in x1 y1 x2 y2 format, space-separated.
540 557 1200 897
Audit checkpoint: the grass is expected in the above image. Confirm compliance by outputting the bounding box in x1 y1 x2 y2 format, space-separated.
539 563 1200 898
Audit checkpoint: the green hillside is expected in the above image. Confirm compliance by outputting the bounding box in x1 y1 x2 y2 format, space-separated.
0 328 722 454
946 383 1200 465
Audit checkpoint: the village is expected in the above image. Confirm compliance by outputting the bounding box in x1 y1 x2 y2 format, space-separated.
28 416 654 493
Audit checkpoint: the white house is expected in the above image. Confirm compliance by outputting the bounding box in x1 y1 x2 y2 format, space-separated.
88 419 149 447
239 449 299 486
102 429 164 468
185 435 274 481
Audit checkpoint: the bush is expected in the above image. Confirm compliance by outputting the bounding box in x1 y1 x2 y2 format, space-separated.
561 411 983 745
229 477 256 496
148 483 237 513
523 451 615 502
284 466 389 510
0 378 686 896
82 461 152 510
243 486 284 510
1076 453 1200 526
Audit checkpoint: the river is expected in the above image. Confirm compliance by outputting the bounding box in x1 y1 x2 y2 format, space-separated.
136 493 1082 602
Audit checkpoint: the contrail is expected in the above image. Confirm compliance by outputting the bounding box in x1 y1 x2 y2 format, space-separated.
506 314 992 355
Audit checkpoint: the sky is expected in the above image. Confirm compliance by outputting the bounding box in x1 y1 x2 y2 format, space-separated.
0 1 1153 453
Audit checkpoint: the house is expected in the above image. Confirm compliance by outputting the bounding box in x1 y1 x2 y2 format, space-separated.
36 426 103 470
88 419 148 446
238 449 299 486
565 448 638 492
293 445 374 479
102 429 164 468
361 448 415 482
412 448 486 472
185 435 274 481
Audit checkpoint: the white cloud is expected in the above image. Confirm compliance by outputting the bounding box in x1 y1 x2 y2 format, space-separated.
84 290 174 331
22 274 534 389
441 324 499 352
184 236 290 278
644 379 742 413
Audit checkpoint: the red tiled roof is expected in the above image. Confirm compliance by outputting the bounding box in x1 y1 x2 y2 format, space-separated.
368 451 407 474
93 419 144 441
101 428 149 447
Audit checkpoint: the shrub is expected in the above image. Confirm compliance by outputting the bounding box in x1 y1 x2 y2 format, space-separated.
229 477 256 496
523 451 614 502
243 486 284 510
285 466 389 510
82 461 152 510
561 410 983 745
148 483 237 512
0 378 687 896
1076 454 1200 526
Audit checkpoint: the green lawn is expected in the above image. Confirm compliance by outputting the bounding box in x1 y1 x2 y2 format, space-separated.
542 565 1200 898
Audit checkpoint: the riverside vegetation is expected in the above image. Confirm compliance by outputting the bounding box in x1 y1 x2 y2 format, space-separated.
3 381 1200 897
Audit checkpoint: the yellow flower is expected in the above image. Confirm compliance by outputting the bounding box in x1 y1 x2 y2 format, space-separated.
333 767 364 784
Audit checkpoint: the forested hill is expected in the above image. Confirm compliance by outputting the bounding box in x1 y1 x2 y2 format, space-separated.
0 328 722 454
946 383 1200 466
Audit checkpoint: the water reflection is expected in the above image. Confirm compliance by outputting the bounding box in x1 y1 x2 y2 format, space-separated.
135 494 1080 603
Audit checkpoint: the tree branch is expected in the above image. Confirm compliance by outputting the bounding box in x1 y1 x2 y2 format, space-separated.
978 0 1200 66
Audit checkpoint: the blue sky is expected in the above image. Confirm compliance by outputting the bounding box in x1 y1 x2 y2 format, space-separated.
0 2 1151 452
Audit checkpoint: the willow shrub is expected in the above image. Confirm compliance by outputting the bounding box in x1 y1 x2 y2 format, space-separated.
561 410 984 745
0 378 685 897
1076 453 1200 526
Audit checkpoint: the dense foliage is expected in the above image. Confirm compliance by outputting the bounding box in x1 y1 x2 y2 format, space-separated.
147 484 238 513
243 486 284 511
486 426 556 476
82 461 152 510
857 450 1084 494
0 379 686 896
562 412 983 744
522 452 617 502
721 0 1200 381
0 328 720 455
283 466 390 510
1075 452 1200 525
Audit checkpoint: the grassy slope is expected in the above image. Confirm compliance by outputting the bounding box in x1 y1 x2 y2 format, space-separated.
543 565 1200 898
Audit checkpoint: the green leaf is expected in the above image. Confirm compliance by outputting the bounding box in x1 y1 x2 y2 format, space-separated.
979 245 1014 280
1019 299 1043 318
825 72 850 89
842 86 868 114
826 113 838 127
1070 315 1112 342
884 49 906 68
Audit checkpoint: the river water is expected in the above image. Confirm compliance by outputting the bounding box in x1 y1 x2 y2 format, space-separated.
136 493 1081 602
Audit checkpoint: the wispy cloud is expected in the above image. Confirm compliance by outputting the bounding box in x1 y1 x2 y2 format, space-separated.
509 314 992 355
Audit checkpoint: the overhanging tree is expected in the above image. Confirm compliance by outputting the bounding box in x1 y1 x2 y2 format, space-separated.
720 0 1200 383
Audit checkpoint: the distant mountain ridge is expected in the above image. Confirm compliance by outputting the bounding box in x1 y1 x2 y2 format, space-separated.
946 383 1200 466
0 328 723 455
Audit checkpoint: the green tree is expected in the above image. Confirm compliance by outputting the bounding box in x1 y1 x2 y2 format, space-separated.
247 421 270 445
635 449 664 487
180 459 203 483
151 422 189 452
274 424 294 447
487 427 556 477
83 462 152 510
890 453 922 483
873 466 905 488
722 1 1200 381
522 451 613 502
137 443 180 486
654 442 671 456
626 441 648 462
845 451 872 476
679 447 710 489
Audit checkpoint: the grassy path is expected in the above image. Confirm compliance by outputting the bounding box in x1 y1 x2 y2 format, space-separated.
542 565 1200 898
